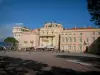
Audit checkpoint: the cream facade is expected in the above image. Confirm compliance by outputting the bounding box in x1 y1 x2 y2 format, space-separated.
13 23 100 53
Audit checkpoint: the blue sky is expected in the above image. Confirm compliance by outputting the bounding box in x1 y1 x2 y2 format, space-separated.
0 0 95 41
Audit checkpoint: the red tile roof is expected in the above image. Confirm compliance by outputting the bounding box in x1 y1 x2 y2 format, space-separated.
64 27 97 30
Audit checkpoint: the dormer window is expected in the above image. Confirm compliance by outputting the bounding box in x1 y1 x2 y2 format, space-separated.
48 25 52 27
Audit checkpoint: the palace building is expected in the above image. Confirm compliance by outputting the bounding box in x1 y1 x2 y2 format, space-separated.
13 22 100 53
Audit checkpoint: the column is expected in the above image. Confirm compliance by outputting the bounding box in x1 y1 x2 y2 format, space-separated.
40 37 42 46
52 37 53 46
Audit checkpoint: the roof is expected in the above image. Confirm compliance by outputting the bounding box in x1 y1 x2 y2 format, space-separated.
31 29 35 32
64 27 98 30
31 29 39 32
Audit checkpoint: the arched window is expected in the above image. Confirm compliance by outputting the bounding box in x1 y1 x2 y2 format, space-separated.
70 37 72 42
80 37 82 42
30 41 34 44
80 33 82 35
79 44 82 50
24 41 28 44
74 37 76 42
68 45 71 50
93 32 95 35
66 37 68 42
93 37 95 41
98 32 100 35
74 45 76 50
87 38 88 42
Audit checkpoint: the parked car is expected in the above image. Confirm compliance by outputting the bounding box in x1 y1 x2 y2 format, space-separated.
0 46 6 50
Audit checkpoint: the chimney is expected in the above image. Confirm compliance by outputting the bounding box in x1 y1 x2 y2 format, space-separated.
74 26 76 29
88 26 91 28
84 26 86 28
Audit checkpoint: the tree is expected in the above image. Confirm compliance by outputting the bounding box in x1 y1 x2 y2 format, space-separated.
87 0 100 26
4 37 18 46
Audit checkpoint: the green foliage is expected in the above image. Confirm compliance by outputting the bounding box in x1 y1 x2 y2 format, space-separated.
87 0 100 26
4 37 18 46
87 37 100 55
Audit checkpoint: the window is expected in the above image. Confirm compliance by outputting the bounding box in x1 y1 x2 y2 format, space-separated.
87 38 88 42
62 37 64 42
21 29 24 31
93 37 95 41
19 29 21 31
68 45 71 50
14 34 16 36
17 29 18 31
79 44 82 50
48 25 52 27
70 37 72 42
62 46 64 50
80 37 82 42
24 41 27 44
66 37 68 42
30 41 34 44
80 33 82 35
66 33 67 35
69 33 71 35
62 33 64 35
41 44 43 46
51 37 53 41
93 32 95 35
74 46 76 50
80 45 82 50
70 46 71 49
74 37 76 42
98 32 100 35
73 33 75 35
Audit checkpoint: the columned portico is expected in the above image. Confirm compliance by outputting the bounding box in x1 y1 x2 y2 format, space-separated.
39 36 55 47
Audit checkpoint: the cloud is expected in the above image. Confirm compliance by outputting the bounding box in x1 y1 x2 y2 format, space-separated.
0 24 13 41
0 23 16 41
0 23 24 41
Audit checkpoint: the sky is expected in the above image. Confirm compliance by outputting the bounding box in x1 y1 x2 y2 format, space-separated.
0 0 96 41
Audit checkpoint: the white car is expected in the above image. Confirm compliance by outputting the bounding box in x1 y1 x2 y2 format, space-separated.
0 46 6 50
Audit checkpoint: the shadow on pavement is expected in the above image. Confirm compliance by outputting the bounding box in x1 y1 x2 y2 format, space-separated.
56 55 100 69
0 56 100 75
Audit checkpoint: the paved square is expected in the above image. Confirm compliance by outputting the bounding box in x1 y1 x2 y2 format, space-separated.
0 51 100 72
